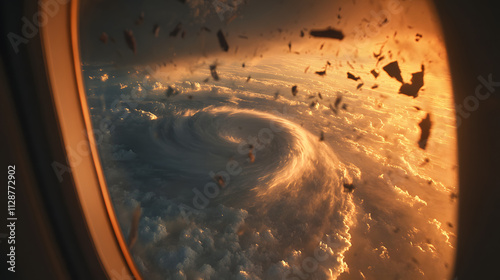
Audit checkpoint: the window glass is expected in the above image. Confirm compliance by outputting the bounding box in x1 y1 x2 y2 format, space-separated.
79 0 457 279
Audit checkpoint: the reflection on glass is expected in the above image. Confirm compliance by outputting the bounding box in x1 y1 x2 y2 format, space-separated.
79 0 457 279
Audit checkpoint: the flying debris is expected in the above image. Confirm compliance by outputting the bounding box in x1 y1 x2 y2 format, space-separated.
318 92 323 99
246 76 251 82
415 33 423 42
371 84 379 89
383 61 403 83
343 183 355 193
300 30 305 37
357 83 364 90
418 113 432 150
153 24 160 37
214 175 226 188
242 63 245 68
320 43 325 50
315 70 327 76
334 95 342 109
291 85 298 96
304 66 310 73
399 65 424 98
135 12 144 25
274 91 280 100
165 86 179 97
288 41 292 52
310 101 318 108
123 30 137 54
127 205 142 248
187 95 193 100
347 72 361 81
209 64 220 81
329 104 338 115
217 30 229 52
248 144 255 163
371 69 379 78
341 103 348 110
170 22 182 37
414 106 422 111
310 27 344 40
319 131 325 141
201 26 212 32
99 32 108 44
308 95 316 99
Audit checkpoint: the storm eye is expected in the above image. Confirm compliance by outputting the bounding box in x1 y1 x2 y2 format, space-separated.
76 0 458 279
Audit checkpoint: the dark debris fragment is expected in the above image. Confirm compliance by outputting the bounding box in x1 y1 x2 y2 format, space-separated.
210 64 220 81
399 65 424 98
383 61 403 83
347 72 361 81
124 30 137 54
310 27 344 40
217 30 229 52
418 113 432 150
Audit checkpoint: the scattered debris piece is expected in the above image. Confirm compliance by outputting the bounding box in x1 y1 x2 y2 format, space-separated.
246 76 251 82
135 12 144 25
238 35 248 39
418 113 432 149
274 91 280 100
300 30 305 37
415 33 423 42
99 32 108 44
304 66 310 73
209 64 219 81
153 24 160 37
127 205 142 248
334 96 342 109
383 61 403 83
341 104 348 110
399 65 424 98
343 183 355 193
291 85 298 96
217 30 229 52
310 27 345 40
319 131 325 141
201 26 212 32
357 83 364 90
242 63 245 68
315 69 327 76
447 222 454 228
414 106 422 111
214 175 226 187
124 30 137 54
165 86 179 97
347 72 361 81
329 104 338 115
248 144 255 163
288 41 292 52
170 22 182 37
371 69 379 78
371 84 379 89
318 93 323 99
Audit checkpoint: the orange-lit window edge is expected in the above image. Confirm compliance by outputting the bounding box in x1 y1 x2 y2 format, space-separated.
39 0 142 279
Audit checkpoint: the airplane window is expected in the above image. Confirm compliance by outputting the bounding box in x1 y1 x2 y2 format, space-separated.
78 0 458 279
